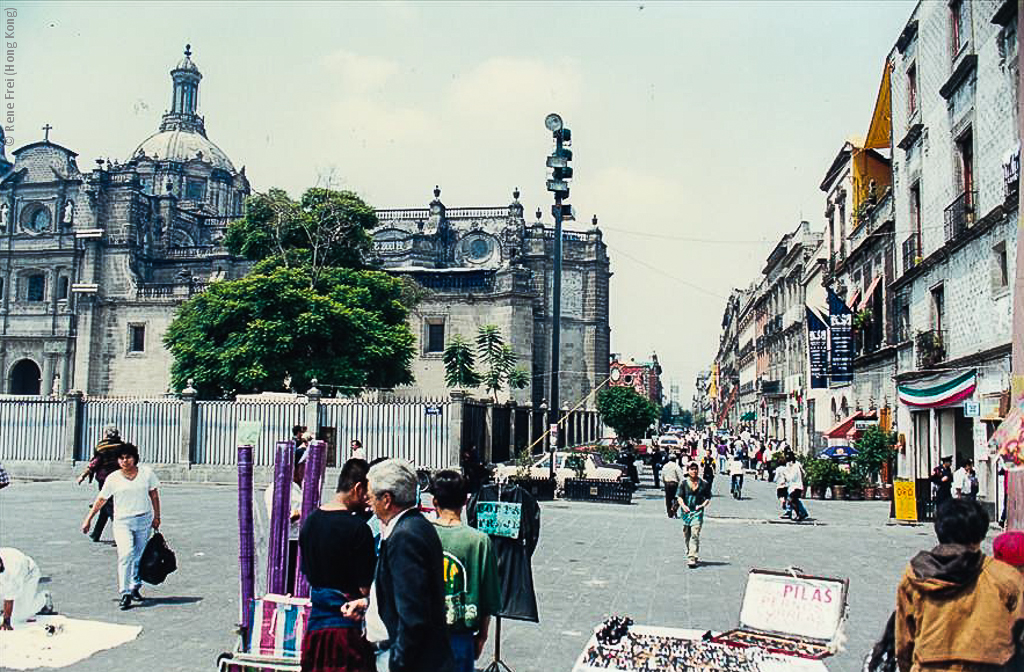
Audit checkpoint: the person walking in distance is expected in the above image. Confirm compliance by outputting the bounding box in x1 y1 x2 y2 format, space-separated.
775 459 790 518
953 459 979 501
701 453 715 493
676 462 711 569
784 453 808 522
351 440 366 461
650 447 663 489
77 425 125 542
930 455 954 506
661 454 684 518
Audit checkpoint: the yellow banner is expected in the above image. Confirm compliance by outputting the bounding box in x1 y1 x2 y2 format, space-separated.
893 480 918 521
864 60 893 150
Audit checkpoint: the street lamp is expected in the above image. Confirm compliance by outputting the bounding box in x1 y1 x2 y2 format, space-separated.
545 113 574 480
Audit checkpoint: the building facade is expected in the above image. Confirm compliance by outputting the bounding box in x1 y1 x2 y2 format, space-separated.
609 354 663 407
889 0 1019 504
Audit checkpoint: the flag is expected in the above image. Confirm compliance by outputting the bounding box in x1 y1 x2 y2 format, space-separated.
828 288 853 385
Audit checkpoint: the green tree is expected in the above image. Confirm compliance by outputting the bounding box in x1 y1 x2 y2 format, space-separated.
223 187 378 285
441 325 529 400
164 264 415 398
596 386 659 443
442 334 481 389
853 425 897 484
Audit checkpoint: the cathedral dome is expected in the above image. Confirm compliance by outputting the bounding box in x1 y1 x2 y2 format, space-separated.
133 128 236 173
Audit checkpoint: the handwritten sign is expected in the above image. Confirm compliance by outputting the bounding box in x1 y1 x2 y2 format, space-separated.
475 501 522 539
893 480 918 521
236 420 262 447
739 571 845 642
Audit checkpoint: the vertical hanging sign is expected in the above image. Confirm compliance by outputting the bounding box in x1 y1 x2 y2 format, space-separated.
806 308 829 389
828 288 853 385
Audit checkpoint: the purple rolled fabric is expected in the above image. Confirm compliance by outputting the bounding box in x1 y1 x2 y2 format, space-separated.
293 440 327 598
266 440 294 595
237 444 255 637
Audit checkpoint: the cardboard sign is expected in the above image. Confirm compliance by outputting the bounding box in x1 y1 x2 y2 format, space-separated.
475 501 522 539
738 571 846 643
893 480 918 521
236 420 262 448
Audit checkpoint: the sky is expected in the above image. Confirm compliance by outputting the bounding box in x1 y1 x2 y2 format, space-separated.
12 0 916 403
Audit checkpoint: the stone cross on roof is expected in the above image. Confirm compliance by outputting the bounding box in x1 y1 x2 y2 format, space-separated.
42 124 53 142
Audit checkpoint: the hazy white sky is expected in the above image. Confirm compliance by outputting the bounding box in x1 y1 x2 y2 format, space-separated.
13 0 915 401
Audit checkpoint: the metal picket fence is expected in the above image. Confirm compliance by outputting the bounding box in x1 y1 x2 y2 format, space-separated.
319 397 450 469
78 398 181 464
194 400 307 466
0 397 67 461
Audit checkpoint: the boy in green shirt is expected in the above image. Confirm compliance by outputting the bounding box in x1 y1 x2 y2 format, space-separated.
431 470 501 672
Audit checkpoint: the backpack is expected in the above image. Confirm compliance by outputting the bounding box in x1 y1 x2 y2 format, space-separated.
139 532 177 585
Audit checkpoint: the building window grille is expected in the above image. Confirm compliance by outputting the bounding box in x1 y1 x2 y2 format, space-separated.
129 324 146 353
425 321 445 354
26 274 45 302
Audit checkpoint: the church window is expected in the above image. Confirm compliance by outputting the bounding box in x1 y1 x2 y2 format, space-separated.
26 274 45 302
21 204 51 233
128 324 146 353
185 178 207 201
425 320 445 354
57 276 69 301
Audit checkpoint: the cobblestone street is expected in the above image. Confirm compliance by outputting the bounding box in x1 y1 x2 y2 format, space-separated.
0 471 980 672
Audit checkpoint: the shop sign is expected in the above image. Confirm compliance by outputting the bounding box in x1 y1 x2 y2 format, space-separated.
854 420 876 431
893 480 917 521
963 401 981 417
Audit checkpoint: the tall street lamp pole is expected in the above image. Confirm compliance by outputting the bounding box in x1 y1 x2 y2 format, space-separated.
545 113 573 480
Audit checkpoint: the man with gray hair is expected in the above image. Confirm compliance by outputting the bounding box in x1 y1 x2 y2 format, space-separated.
345 459 454 672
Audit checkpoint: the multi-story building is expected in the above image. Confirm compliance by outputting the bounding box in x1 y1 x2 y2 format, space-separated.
736 284 759 429
1 47 612 407
889 0 1018 507
609 354 663 408
802 238 831 452
714 289 746 428
753 221 823 450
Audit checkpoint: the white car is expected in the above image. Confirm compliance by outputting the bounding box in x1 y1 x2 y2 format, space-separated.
657 436 682 452
494 451 627 485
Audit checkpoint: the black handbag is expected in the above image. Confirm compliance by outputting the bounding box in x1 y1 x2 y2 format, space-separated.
139 532 177 585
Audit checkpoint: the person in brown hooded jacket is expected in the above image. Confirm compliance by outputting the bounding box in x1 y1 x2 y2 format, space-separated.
895 499 1024 672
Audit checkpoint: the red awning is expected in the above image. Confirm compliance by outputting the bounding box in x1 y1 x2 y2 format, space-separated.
826 409 880 439
858 275 882 312
826 411 864 439
846 288 861 311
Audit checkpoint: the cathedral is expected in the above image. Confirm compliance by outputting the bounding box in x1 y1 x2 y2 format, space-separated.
0 47 610 408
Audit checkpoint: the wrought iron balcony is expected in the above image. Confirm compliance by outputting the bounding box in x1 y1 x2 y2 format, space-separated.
915 329 946 369
901 233 920 273
943 191 975 243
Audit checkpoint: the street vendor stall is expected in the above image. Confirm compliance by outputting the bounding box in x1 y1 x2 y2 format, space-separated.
573 569 847 672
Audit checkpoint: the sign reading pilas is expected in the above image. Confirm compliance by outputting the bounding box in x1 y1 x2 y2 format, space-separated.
828 288 853 385
806 307 828 389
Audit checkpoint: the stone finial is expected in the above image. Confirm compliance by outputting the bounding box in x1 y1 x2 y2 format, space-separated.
589 214 600 232
513 187 520 201
535 207 543 221
182 378 197 395
307 379 321 397
184 43 192 58
433 185 441 199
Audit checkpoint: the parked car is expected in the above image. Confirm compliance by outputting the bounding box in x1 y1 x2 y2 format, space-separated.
657 435 682 453
493 451 630 486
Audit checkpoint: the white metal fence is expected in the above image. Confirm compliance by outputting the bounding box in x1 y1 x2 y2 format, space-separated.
194 400 307 466
319 397 451 469
0 398 67 461
78 398 182 464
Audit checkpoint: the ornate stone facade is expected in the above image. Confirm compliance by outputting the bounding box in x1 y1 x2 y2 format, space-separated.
1 49 612 407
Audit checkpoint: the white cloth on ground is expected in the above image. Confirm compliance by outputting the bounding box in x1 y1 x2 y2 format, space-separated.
0 615 141 669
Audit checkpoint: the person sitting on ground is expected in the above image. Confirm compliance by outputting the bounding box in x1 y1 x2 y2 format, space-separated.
430 470 501 672
0 548 54 630
298 458 376 672
895 499 1024 672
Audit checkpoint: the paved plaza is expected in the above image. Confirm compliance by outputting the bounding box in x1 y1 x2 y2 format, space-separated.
0 470 980 672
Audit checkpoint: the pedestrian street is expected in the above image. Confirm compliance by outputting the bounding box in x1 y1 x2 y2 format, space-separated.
0 472 958 672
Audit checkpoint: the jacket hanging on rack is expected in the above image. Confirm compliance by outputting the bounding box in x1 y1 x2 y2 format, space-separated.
467 483 541 622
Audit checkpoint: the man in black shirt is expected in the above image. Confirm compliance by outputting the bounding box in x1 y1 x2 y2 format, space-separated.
298 458 376 671
931 455 954 505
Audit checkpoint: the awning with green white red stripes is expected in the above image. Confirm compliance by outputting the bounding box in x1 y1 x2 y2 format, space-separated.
898 369 977 408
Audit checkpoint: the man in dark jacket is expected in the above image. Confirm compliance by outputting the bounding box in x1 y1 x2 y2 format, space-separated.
929 455 954 505
76 425 125 541
365 459 454 672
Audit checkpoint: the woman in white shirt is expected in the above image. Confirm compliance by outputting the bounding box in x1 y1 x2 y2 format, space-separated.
81 443 161 610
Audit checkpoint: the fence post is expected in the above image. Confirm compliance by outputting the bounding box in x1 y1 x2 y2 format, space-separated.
484 401 494 464
525 402 534 452
305 380 322 441
179 379 198 465
63 390 84 462
448 391 466 467
507 400 517 458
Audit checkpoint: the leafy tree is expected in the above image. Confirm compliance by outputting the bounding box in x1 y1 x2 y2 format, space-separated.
165 264 415 398
442 334 481 389
224 187 378 285
596 386 659 443
853 425 897 484
441 325 529 400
